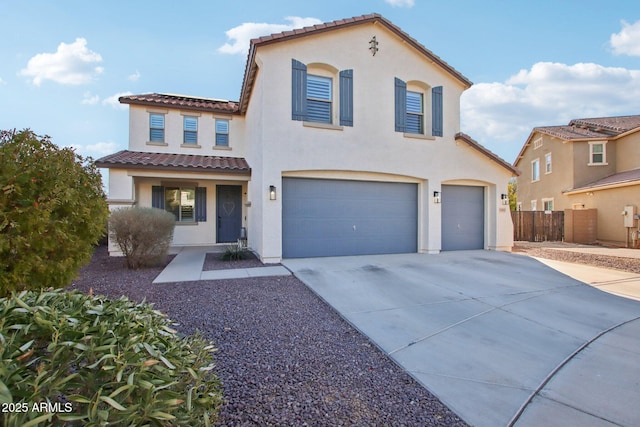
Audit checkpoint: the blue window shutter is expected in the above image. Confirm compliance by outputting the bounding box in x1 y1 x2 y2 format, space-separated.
339 69 353 126
291 59 307 121
432 86 443 137
394 78 406 132
195 187 207 222
152 186 165 209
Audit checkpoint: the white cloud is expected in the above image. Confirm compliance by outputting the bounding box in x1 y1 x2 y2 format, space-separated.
81 91 100 105
385 0 415 7
218 16 323 55
610 20 640 56
461 62 640 162
128 70 141 82
102 91 132 110
19 38 103 86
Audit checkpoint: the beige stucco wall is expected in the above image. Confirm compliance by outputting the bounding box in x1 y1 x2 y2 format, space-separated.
515 133 574 211
573 140 617 188
567 185 640 245
616 131 640 172
128 105 247 158
244 22 514 261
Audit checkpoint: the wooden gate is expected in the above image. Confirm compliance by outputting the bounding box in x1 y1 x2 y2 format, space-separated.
512 211 564 242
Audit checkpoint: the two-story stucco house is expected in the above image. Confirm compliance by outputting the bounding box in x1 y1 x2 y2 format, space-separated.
96 13 518 262
514 115 640 245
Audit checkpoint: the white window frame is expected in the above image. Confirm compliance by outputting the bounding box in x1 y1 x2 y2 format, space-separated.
531 158 540 182
149 113 165 143
215 119 230 147
306 74 333 124
183 116 198 145
165 186 196 223
542 198 554 212
531 200 537 211
545 153 552 174
588 141 607 165
406 90 424 134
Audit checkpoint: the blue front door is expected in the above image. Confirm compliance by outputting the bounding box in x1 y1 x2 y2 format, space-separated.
216 185 242 243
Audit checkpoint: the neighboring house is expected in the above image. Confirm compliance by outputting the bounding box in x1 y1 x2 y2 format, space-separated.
514 115 640 245
96 13 518 262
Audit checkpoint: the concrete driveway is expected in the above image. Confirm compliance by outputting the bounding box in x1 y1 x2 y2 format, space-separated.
283 251 640 427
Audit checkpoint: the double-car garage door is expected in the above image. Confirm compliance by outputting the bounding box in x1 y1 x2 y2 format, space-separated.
282 178 484 258
282 178 417 258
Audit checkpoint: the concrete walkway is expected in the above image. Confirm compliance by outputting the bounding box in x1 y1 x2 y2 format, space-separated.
283 252 640 427
153 246 290 284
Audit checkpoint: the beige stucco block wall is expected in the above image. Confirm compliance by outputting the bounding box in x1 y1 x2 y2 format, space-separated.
567 185 640 245
128 105 247 157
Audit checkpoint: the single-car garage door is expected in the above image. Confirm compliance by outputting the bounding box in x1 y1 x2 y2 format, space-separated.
441 185 484 250
282 178 417 258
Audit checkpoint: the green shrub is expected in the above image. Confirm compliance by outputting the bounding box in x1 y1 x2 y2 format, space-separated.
220 244 247 261
0 289 222 426
0 129 108 296
108 207 175 269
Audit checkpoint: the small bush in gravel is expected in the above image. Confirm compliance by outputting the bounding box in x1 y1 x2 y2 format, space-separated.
220 244 247 261
108 207 175 269
0 289 222 426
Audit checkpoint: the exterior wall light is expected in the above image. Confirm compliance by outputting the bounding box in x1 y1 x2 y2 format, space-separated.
269 185 277 201
501 194 509 205
433 191 441 204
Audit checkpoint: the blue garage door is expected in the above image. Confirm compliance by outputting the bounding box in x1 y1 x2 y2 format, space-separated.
441 185 484 250
282 178 418 258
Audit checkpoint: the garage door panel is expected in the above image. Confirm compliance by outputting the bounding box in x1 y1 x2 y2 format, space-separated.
283 178 417 258
441 185 484 251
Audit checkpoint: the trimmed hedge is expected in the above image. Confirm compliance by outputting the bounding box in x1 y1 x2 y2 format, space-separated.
0 289 222 426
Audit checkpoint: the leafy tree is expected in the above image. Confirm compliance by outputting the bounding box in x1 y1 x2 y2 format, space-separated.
508 178 518 211
0 129 108 295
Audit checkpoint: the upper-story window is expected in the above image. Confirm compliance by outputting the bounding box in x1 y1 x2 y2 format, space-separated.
589 141 607 165
532 158 540 182
183 116 198 144
545 153 552 174
406 91 424 134
306 75 333 123
216 119 229 146
291 59 353 127
394 78 442 137
149 114 165 143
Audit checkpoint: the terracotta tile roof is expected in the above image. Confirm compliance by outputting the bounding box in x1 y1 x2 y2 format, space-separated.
534 125 609 140
514 114 640 165
119 93 239 114
565 167 640 194
95 150 251 175
455 133 520 175
569 115 640 134
239 13 472 114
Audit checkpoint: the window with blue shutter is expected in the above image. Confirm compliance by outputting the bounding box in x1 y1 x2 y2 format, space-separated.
216 119 229 146
183 117 198 144
291 59 353 127
339 69 353 126
406 91 424 134
195 187 207 222
306 75 332 123
432 86 443 137
152 186 165 209
394 78 407 132
292 59 307 121
150 114 165 142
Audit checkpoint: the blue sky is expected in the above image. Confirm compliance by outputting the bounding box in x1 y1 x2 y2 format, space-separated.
1 0 638 166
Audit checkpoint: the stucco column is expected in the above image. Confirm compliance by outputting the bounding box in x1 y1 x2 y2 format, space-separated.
422 180 441 254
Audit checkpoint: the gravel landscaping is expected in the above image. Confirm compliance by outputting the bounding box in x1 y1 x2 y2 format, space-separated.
69 246 467 426
513 241 640 274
